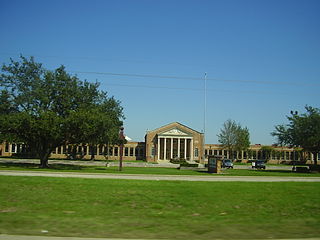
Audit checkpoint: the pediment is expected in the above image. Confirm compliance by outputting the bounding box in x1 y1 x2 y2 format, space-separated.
158 128 190 136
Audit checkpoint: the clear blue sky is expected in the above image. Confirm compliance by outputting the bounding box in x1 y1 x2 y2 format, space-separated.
1 0 319 144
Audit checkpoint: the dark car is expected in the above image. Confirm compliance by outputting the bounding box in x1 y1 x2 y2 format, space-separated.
222 159 234 169
252 160 266 169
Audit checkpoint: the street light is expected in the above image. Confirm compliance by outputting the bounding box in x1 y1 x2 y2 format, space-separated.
290 110 298 171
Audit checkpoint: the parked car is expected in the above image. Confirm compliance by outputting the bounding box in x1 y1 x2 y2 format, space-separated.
252 160 266 169
222 159 234 169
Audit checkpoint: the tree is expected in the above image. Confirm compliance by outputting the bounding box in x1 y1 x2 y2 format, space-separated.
0 56 124 167
260 146 274 162
217 119 250 159
234 126 250 158
271 106 320 165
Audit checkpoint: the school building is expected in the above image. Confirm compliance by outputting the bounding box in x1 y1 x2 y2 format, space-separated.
0 122 318 164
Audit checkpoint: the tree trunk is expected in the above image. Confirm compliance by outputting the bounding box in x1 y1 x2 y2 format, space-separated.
40 157 49 168
39 149 51 168
90 145 95 161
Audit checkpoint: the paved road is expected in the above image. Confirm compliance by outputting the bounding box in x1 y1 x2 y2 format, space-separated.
1 170 320 182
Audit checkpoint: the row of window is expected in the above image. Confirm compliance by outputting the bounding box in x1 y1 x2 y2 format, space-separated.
52 145 145 157
204 149 314 160
4 143 28 153
4 143 318 160
4 143 145 157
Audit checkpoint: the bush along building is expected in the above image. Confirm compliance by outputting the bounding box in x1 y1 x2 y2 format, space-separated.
0 122 319 164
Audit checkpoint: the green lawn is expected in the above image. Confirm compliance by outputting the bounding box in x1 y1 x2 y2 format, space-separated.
0 175 319 239
1 162 320 177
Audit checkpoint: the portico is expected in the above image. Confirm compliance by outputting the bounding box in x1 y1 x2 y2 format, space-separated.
157 129 193 160
145 122 204 163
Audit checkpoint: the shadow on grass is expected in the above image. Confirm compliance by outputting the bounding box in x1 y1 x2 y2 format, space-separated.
0 162 84 170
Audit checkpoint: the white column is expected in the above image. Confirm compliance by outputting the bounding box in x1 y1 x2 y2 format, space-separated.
178 138 181 158
190 138 193 160
170 138 173 159
164 138 167 160
184 138 187 159
157 137 160 160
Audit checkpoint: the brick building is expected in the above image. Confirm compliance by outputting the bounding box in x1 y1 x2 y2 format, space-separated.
0 122 318 164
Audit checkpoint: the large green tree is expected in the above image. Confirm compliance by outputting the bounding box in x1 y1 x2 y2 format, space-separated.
217 119 250 159
272 106 320 165
0 56 124 167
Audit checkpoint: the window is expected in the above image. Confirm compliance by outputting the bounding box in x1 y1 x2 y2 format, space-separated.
77 146 82 154
63 146 67 154
205 149 208 155
109 147 113 156
130 147 134 156
5 143 9 152
209 150 213 155
89 146 97 155
12 144 16 153
114 147 118 156
99 145 104 155
151 147 155 156
83 146 87 155
195 148 199 157
125 147 129 156
67 146 72 154
17 144 21 153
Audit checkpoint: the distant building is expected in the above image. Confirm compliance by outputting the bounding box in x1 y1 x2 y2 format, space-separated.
145 122 204 163
0 122 318 164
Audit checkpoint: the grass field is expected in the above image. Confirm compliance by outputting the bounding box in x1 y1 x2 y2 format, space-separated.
1 161 320 177
1 175 320 239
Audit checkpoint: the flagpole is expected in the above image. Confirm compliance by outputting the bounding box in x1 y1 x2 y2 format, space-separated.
203 72 207 163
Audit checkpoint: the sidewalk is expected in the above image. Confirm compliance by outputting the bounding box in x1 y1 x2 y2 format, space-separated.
1 170 320 182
